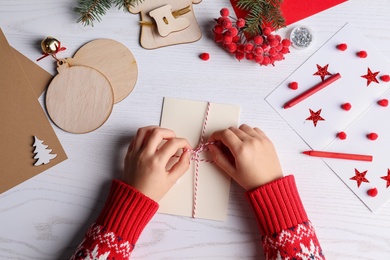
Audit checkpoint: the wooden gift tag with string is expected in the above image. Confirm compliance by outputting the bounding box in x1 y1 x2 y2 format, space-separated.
44 38 138 134
129 0 202 49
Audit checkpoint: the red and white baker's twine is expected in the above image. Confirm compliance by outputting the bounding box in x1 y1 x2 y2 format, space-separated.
184 102 214 218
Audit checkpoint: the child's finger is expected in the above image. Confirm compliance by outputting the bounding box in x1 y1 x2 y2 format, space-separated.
239 124 260 137
228 127 251 141
133 126 158 151
209 129 241 155
169 150 191 180
145 128 176 154
158 138 191 162
208 143 236 176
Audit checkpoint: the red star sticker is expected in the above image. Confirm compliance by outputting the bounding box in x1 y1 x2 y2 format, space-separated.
313 64 332 81
350 169 370 188
361 68 379 86
380 169 390 188
306 109 325 127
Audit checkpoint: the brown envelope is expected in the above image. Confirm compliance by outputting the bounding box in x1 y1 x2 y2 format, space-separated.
0 28 67 194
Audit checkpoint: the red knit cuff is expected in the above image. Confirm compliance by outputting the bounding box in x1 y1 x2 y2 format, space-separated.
96 179 159 244
245 175 308 236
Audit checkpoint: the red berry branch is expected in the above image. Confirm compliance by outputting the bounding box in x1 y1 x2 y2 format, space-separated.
213 8 291 66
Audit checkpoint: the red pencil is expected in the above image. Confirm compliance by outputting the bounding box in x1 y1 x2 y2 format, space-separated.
303 150 373 162
284 73 342 109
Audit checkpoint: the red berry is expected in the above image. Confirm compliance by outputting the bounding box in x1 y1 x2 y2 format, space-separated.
262 27 272 36
367 188 378 197
254 35 263 45
378 99 389 107
223 35 233 44
274 35 282 42
281 47 290 54
244 43 254 53
227 43 237 53
267 34 275 41
216 17 224 25
254 55 264 64
357 50 367 58
276 53 284 61
227 27 238 37
214 25 224 34
200 53 210 61
214 34 223 43
232 35 240 43
245 53 254 60
237 44 245 53
275 43 283 51
222 18 232 29
380 75 390 82
220 8 229 17
281 39 291 47
288 82 298 90
268 47 277 56
367 132 378 140
236 18 245 28
235 52 245 61
337 43 348 51
261 43 270 51
337 131 347 140
269 39 279 47
341 102 352 111
261 56 271 66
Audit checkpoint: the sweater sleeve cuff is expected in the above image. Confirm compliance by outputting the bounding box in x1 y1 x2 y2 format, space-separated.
245 175 308 236
96 179 159 244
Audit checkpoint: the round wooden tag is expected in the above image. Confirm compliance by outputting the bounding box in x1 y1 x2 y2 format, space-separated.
67 39 138 103
46 61 114 134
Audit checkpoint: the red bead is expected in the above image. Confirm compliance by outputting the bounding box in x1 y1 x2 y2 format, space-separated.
268 47 277 56
223 35 233 44
245 53 254 60
341 102 352 111
378 99 389 107
235 52 245 61
220 8 229 17
269 39 279 47
337 43 348 51
236 18 245 28
261 56 271 66
227 27 238 37
380 75 390 82
281 47 290 54
288 82 298 90
337 131 347 140
282 39 291 47
244 43 254 53
367 188 378 197
227 43 237 53
367 132 378 140
214 25 224 34
253 47 263 55
254 55 263 64
222 18 232 29
357 50 368 58
274 35 282 42
200 53 210 61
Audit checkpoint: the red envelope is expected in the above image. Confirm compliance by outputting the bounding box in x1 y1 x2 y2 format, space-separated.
230 0 347 29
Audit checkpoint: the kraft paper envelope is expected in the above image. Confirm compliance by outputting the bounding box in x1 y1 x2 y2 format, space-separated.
0 28 67 194
159 97 240 221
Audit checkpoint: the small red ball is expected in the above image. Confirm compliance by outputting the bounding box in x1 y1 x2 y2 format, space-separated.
367 188 378 197
269 39 279 47
236 18 245 28
227 43 237 53
200 53 210 61
244 43 254 53
223 35 233 44
227 27 238 37
288 82 298 90
214 25 224 34
337 131 347 140
378 99 389 107
235 52 245 61
282 39 291 47
254 36 263 45
367 132 378 140
253 47 264 55
254 55 264 64
337 43 348 51
222 18 232 29
380 75 390 82
220 8 229 17
341 102 352 111
262 27 272 36
357 50 368 58
245 53 254 60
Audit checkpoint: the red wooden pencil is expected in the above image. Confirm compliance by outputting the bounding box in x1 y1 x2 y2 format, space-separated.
284 73 342 109
303 150 373 162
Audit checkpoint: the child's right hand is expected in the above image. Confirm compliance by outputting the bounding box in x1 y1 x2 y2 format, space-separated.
208 124 283 191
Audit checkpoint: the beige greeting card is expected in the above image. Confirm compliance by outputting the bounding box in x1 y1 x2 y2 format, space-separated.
159 97 240 221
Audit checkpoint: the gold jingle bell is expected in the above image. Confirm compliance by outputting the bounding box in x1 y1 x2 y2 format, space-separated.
41 36 61 54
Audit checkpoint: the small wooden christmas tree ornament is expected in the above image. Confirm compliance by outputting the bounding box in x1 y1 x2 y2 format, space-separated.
46 60 114 134
129 0 202 49
33 136 57 166
67 39 138 103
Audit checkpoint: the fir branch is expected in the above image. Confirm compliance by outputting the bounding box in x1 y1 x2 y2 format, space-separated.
236 0 285 37
75 0 142 26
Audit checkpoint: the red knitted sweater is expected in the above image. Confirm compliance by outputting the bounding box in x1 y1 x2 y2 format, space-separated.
71 175 324 259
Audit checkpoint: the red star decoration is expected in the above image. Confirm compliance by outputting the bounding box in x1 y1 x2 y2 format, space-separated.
306 109 325 127
313 64 332 81
361 68 379 86
380 169 390 188
350 169 370 188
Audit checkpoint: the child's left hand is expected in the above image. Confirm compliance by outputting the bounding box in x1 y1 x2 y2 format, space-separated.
123 126 192 202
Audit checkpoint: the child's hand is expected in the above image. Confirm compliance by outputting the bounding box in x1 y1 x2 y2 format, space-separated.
123 126 192 202
208 124 283 191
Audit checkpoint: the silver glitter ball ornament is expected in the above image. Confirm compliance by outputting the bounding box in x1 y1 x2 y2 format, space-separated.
290 26 313 49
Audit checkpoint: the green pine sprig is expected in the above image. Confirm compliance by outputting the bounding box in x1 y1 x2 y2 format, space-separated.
236 0 285 37
75 0 142 26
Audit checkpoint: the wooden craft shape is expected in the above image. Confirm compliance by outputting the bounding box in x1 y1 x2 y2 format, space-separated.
46 61 114 134
67 39 138 103
129 0 202 49
33 136 57 166
149 4 190 37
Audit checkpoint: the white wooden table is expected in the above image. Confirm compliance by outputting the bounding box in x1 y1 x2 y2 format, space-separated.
1 0 390 259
